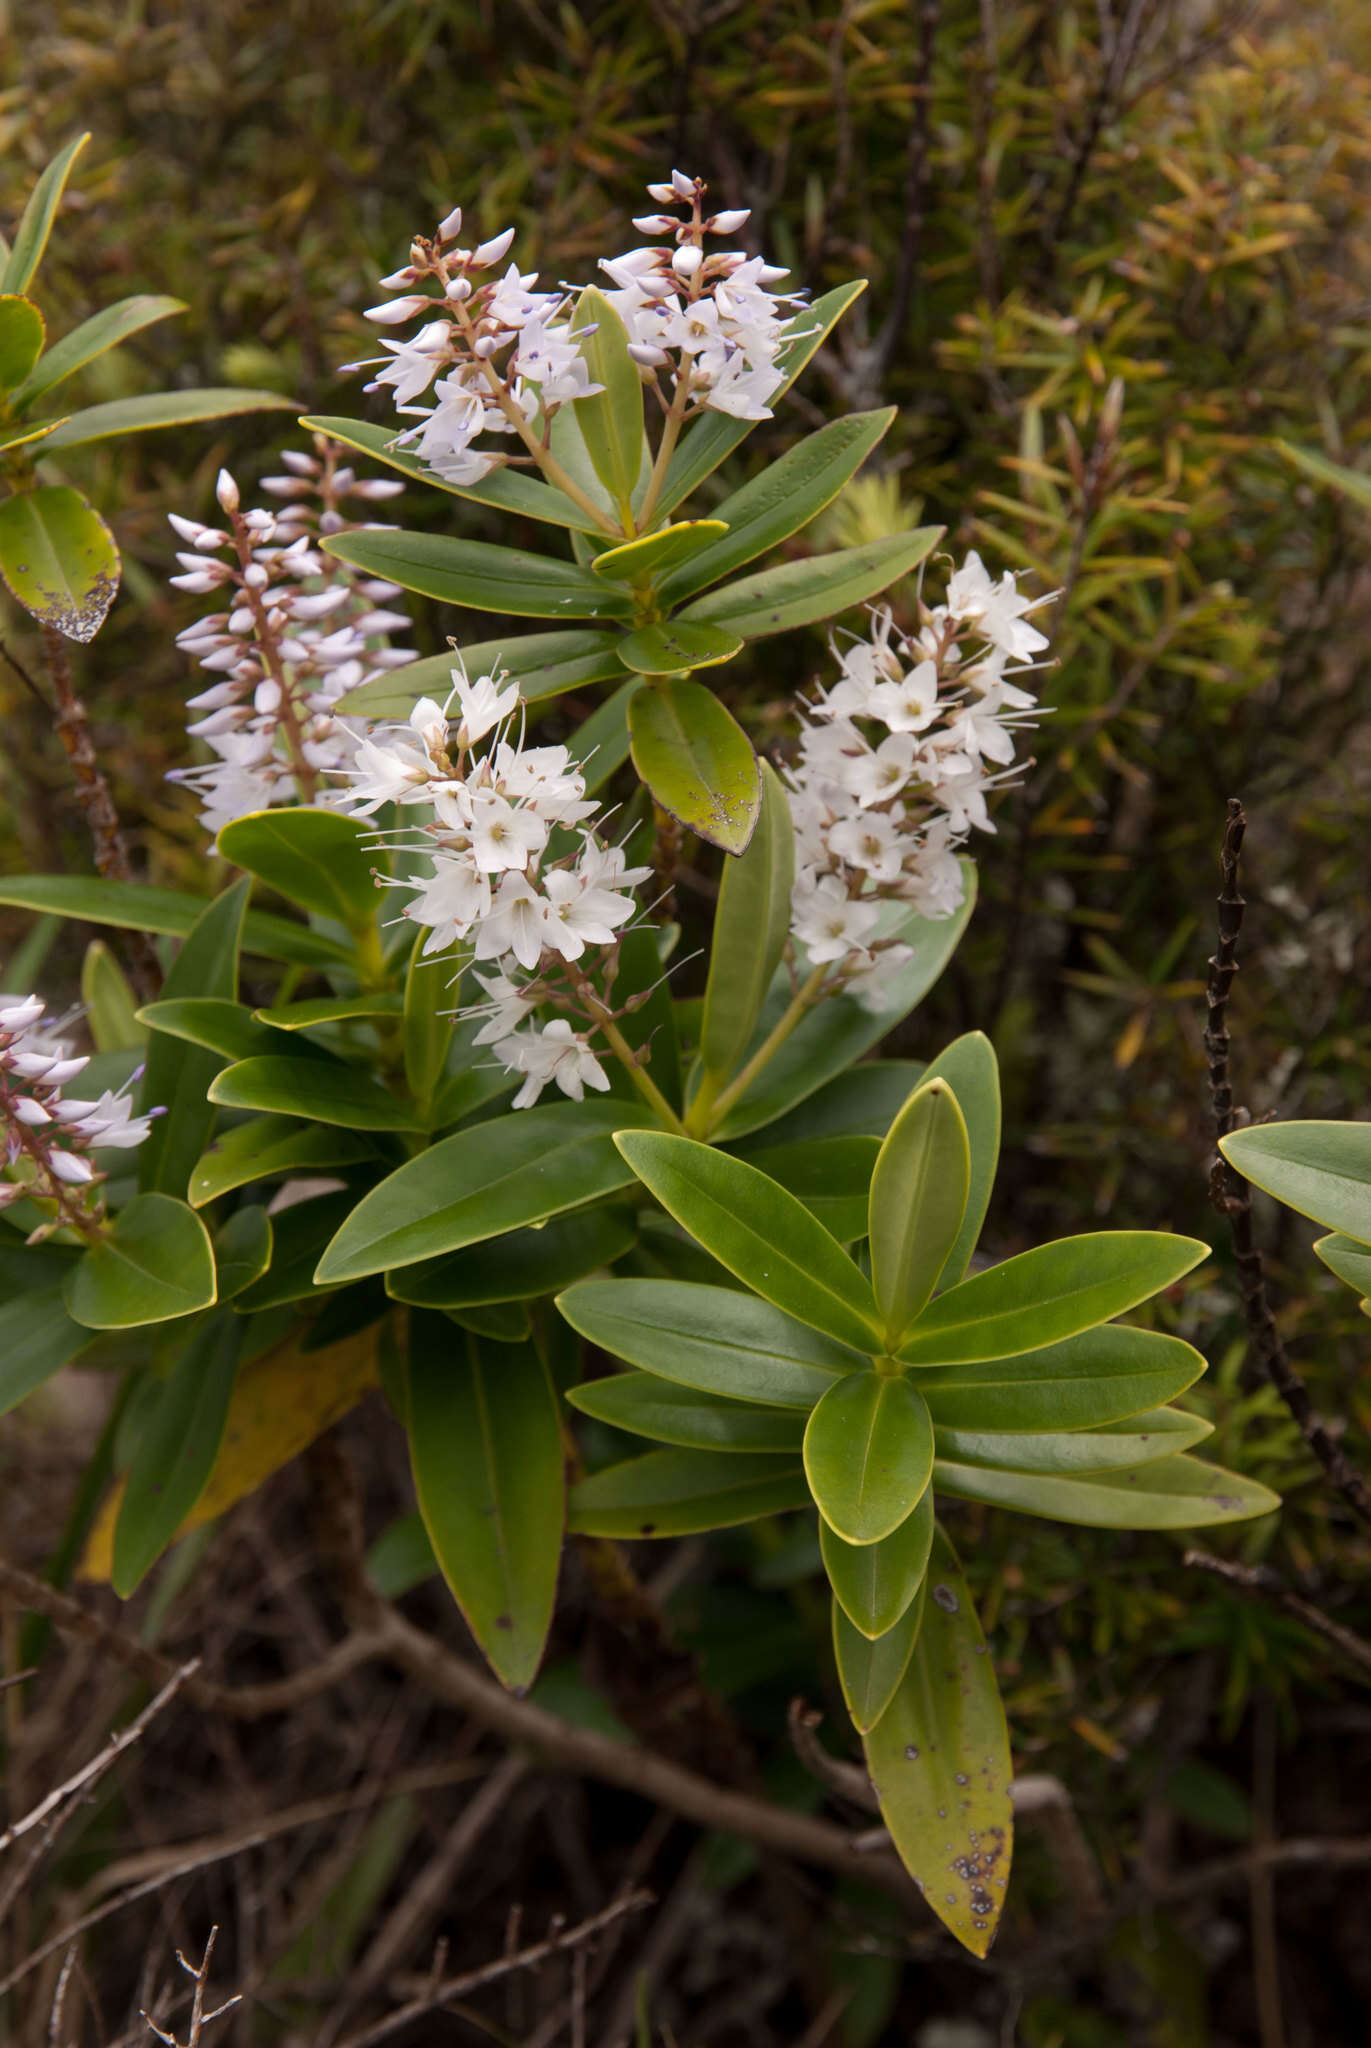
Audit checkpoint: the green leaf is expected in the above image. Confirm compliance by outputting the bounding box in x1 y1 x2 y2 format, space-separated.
0 874 350 966
897 1233 1209 1366
917 1325 1208 1433
804 1371 934 1544
336 631 626 721
1314 1231 1371 1303
112 1312 241 1595
556 1278 865 1405
0 1285 92 1417
208 1056 423 1132
834 1581 926 1734
699 761 794 1086
571 287 647 512
746 1063 926 1147
138 881 250 1196
81 939 142 1052
569 677 638 794
36 387 295 453
0 295 45 389
731 1135 879 1243
448 1298 532 1344
0 484 119 641
64 1193 217 1329
10 293 185 410
401 931 457 1124
216 807 381 934
863 1526 1012 1958
189 1115 375 1208
935 1451 1279 1528
679 529 942 641
213 1206 274 1299
870 1080 971 1345
615 619 743 674
1277 439 1371 515
917 1035 1000 1288
233 1191 355 1311
1219 1121 1371 1247
298 414 607 534
657 281 868 515
658 410 896 604
316 1098 659 1284
407 1317 563 1691
627 678 760 856
388 1205 636 1308
255 994 404 1032
0 416 68 453
567 1447 810 1537
935 1406 1212 1472
821 1488 934 1638
2 134 89 295
615 1131 881 1350
610 923 682 1112
138 997 279 1062
568 1373 807 1453
366 1512 438 1599
592 521 729 590
322 527 626 620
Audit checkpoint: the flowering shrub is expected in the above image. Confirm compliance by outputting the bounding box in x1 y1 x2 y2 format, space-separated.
0 159 1280 1959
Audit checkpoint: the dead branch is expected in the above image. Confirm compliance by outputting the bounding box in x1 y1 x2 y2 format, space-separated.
0 1661 197 1856
140 1927 240 2047
1185 1550 1371 1681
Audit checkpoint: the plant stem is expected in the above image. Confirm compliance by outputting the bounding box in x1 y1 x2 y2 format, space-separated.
635 375 691 533
565 963 685 1133
688 963 828 1137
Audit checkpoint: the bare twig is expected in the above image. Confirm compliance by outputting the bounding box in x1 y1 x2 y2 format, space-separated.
0 1660 197 1855
141 1927 241 2047
869 0 941 385
1185 1551 1371 1680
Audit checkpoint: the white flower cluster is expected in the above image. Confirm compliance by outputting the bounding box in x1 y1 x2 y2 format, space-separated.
335 675 652 1109
1 995 157 1232
599 168 803 422
169 445 415 844
786 552 1053 1011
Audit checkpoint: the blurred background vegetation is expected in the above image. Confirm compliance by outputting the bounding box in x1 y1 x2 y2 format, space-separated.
2 1 1371 2042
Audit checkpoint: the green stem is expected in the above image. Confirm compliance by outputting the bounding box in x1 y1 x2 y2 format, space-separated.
687 964 828 1138
635 377 690 533
567 964 685 1134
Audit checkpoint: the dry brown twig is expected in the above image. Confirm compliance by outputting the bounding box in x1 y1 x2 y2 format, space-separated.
1185 1550 1371 1681
141 1927 240 2047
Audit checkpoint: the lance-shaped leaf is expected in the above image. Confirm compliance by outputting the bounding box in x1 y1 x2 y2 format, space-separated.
567 1374 808 1453
616 619 742 674
679 529 942 641
1314 1232 1371 1305
556 1278 865 1406
934 1406 1211 1472
255 994 403 1032
111 1310 242 1596
918 1034 1000 1287
863 1527 1013 1958
10 293 185 410
592 520 729 590
316 1098 658 1284
298 413 606 534
0 295 45 389
2 133 89 294
337 630 625 721
1219 1120 1371 1247
402 931 458 1125
576 677 639 794
628 677 760 855
138 880 249 1197
869 1079 970 1345
407 1317 563 1691
0 874 349 966
189 1115 375 1208
234 1191 356 1311
896 1232 1209 1366
804 1370 934 1543
138 997 279 1062
917 1325 1207 1433
216 807 382 933
208 1056 424 1133
615 1131 881 1351
934 1451 1280 1528
698 760 794 1088
81 939 141 1052
731 1135 879 1244
388 1206 636 1308
568 1447 810 1537
213 1206 273 1300
322 527 629 620
0 485 119 641
0 416 68 454
658 408 897 604
748 1062 927 1147
574 287 647 512
834 1580 927 1734
821 1486 934 1638
1277 439 1371 515
64 1193 217 1329
36 387 295 452
0 1285 92 1417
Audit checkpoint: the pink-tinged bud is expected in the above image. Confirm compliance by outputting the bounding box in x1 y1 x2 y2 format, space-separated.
377 266 420 290
0 997 44 1031
254 680 282 714
194 528 232 551
670 168 696 198
444 276 473 302
363 296 432 324
281 449 321 476
351 478 406 500
354 609 411 633
11 1097 51 1125
228 606 256 634
168 512 207 543
626 341 670 367
170 571 223 594
632 213 677 234
671 244 704 279
473 227 516 267
319 510 345 535
243 563 269 590
472 334 501 358
50 1151 95 1185
757 262 790 282
708 208 750 234
244 510 277 534
215 469 240 514
260 476 313 498
645 181 677 204
332 467 356 493
438 204 464 241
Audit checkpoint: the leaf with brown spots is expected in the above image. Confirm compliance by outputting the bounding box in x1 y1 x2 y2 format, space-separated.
862 1523 1013 1957
0 483 120 641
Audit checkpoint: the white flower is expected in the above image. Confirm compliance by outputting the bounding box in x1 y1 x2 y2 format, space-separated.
791 876 880 966
868 659 940 734
470 969 537 1045
826 810 906 883
402 852 492 952
468 791 548 872
494 1020 610 1108
844 732 918 808
453 668 520 745
475 872 548 971
946 551 1053 661
541 865 639 961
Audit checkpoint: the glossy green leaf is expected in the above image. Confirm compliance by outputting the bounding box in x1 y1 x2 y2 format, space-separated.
408 1317 563 1691
2 134 89 294
804 1371 934 1543
37 387 295 452
574 288 647 511
81 939 142 1053
628 677 760 855
336 631 626 721
138 997 279 1062
10 293 185 410
834 1580 926 1734
0 1285 92 1417
546 394 641 522
917 1325 1208 1433
615 1131 881 1350
256 994 403 1032
657 281 868 515
209 1056 422 1132
659 409 896 605
298 414 606 534
567 1374 807 1453
556 1278 865 1406
189 1115 375 1208
615 619 743 674
747 1063 926 1147
698 760 794 1087
0 416 68 453
1314 1231 1371 1302
680 529 942 641
213 1206 274 1299
138 880 249 1196
731 1135 879 1243
322 527 627 620
0 874 349 966
64 1193 217 1329
388 1205 635 1308
316 1098 658 1284
574 677 638 793
112 1312 242 1595
0 484 119 641
233 1191 356 1311
896 1233 1209 1366
918 1035 1000 1288
366 1512 438 1599
863 1526 1013 1959
821 1486 934 1638
0 295 45 388
870 1080 971 1345
447 1297 532 1344
401 931 457 1123
934 1406 1212 1473
216 807 381 933
592 520 729 589
568 1447 810 1537
1219 1121 1371 1247
934 1451 1280 1528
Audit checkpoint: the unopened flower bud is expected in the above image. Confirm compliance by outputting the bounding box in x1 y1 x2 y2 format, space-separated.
363 296 432 324
671 244 704 279
215 469 240 514
646 181 678 203
437 204 464 242
377 266 420 290
708 208 750 234
473 227 516 268
670 168 696 198
632 214 677 234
